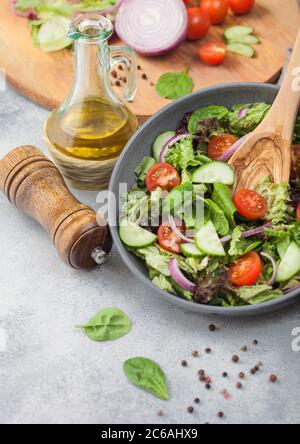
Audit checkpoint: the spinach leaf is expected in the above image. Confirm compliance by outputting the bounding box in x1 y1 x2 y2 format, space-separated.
123 357 169 400
76 308 132 342
205 199 229 236
228 103 271 137
212 183 236 228
188 106 228 134
134 156 155 187
156 68 193 100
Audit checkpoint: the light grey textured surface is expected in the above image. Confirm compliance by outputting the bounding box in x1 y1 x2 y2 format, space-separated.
0 86 300 425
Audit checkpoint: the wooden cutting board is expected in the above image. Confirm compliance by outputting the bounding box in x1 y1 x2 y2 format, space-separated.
0 0 299 121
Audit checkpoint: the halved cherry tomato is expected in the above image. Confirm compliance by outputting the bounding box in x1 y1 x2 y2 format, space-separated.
187 7 210 41
228 251 262 287
208 133 238 160
146 163 181 192
297 203 300 220
229 0 255 15
201 0 229 25
158 221 185 254
234 189 267 220
198 42 226 66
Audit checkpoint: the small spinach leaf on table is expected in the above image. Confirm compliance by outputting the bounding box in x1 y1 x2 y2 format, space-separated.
76 308 132 342
156 68 193 100
123 357 169 400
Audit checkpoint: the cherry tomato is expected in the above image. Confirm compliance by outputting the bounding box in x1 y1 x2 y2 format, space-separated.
228 252 262 287
198 42 226 65
187 7 210 41
234 189 267 220
201 0 229 25
297 203 300 220
146 163 180 192
158 221 185 254
233 189 268 220
208 133 238 160
229 0 255 15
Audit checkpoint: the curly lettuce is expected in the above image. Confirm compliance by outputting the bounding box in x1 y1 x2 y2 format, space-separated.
256 178 290 225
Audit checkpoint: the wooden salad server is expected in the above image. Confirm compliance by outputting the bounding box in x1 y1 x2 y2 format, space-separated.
228 29 300 191
0 146 112 269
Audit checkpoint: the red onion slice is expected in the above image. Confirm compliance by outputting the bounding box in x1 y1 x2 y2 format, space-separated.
284 284 300 294
238 107 250 120
168 216 195 244
10 0 37 18
115 0 188 56
169 258 196 293
220 223 272 244
260 252 277 286
218 134 250 161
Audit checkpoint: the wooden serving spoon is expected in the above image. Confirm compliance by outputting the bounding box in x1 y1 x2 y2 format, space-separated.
229 30 300 191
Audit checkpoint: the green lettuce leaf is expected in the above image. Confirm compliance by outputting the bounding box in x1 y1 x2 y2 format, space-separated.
238 285 283 305
134 156 155 187
228 103 271 137
256 177 290 225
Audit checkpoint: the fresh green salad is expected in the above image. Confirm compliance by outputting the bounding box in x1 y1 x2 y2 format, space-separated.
119 103 300 307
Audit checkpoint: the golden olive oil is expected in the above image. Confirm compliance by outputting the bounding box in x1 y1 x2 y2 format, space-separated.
45 97 138 161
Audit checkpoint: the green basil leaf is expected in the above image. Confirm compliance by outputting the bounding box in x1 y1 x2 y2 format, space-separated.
123 357 169 400
76 308 132 342
156 69 193 100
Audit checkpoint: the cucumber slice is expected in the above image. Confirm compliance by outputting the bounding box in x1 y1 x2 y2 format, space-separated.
227 43 255 58
228 35 260 45
224 25 254 41
119 220 157 248
192 161 235 185
181 243 205 258
276 242 300 283
152 131 176 161
195 221 226 257
38 17 72 53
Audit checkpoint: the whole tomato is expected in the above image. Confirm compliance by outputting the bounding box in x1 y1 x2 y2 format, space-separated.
187 7 210 40
201 0 229 25
229 0 255 15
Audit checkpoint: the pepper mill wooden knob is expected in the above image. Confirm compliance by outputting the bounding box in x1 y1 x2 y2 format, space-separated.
0 146 112 269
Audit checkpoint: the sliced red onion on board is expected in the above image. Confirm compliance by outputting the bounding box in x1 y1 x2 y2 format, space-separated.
160 132 195 162
238 107 250 120
168 215 195 244
218 134 250 161
115 0 188 56
169 258 196 293
260 252 277 286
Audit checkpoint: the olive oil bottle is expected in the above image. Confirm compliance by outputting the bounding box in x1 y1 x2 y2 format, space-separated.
45 14 138 190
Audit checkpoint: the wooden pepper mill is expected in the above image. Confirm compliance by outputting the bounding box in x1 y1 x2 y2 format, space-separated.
0 146 112 269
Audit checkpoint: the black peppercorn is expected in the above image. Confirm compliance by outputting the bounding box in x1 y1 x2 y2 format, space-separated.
209 324 216 332
218 411 224 418
232 355 239 363
181 360 187 367
236 382 243 389
205 348 212 354
187 406 194 414
205 383 211 390
194 398 200 404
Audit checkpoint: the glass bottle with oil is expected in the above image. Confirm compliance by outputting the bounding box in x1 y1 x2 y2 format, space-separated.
45 14 138 190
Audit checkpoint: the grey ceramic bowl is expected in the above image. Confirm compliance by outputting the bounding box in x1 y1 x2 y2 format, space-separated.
109 83 299 316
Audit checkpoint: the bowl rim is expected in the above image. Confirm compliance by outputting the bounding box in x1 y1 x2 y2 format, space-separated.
109 82 300 316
